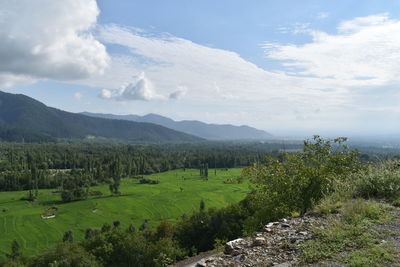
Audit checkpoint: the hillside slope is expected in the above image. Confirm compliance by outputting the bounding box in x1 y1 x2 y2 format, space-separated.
0 91 202 142
82 112 272 140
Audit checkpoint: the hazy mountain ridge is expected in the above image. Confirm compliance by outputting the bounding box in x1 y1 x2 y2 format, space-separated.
81 112 272 140
0 91 202 143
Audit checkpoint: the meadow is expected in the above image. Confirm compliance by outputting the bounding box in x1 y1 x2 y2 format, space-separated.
0 168 247 257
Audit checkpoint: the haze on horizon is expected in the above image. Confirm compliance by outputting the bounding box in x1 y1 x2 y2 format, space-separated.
0 0 399 137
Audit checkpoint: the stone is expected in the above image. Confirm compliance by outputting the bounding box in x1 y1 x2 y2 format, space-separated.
234 254 246 262
252 237 266 247
266 222 274 228
224 238 245 254
281 223 290 228
195 260 206 267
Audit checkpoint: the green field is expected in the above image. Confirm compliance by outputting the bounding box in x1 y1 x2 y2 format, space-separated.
0 168 248 257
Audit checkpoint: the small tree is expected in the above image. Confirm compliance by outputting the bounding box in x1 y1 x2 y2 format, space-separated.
9 239 21 258
113 220 121 228
85 228 98 239
127 223 136 233
101 223 111 233
62 230 74 243
199 200 205 212
140 219 149 232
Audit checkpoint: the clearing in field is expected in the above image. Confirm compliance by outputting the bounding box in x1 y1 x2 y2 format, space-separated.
0 168 248 257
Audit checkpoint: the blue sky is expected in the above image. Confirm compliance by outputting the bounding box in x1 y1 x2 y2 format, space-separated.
1 0 400 136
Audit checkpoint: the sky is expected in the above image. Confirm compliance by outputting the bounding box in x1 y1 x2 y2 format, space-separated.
1 0 400 137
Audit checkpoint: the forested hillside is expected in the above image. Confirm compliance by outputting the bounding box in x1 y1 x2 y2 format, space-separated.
0 92 201 143
82 112 272 140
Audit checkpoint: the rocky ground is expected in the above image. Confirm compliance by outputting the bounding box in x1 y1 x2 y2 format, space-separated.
173 208 400 267
173 215 327 267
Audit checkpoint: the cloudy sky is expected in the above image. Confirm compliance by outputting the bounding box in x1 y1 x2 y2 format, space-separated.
1 0 400 136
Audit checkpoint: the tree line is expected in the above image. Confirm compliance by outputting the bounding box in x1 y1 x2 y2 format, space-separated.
0 142 299 192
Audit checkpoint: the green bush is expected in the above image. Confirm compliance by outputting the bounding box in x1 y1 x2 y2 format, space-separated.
32 242 101 267
242 136 361 232
352 162 400 200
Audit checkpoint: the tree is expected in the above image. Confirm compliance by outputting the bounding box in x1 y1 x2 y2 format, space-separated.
109 157 122 195
127 223 136 233
33 242 101 267
101 223 111 233
60 174 88 203
113 220 121 228
85 228 98 239
156 221 175 240
8 240 21 259
62 230 74 243
139 219 149 232
199 200 205 212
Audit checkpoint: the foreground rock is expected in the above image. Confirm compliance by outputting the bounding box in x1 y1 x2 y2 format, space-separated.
190 216 325 267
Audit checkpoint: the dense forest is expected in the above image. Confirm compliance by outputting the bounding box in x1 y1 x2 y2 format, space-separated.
0 141 303 193
0 140 398 194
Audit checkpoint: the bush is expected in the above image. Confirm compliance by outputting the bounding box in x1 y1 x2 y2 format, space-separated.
139 178 160 184
242 136 361 232
88 190 103 196
352 162 400 200
32 242 101 267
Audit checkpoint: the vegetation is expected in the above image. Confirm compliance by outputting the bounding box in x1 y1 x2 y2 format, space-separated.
302 200 397 266
0 141 288 192
0 168 247 258
241 136 362 232
0 91 201 142
0 136 400 266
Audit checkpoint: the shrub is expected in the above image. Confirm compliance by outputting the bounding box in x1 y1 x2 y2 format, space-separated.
139 178 160 184
352 162 400 200
242 136 361 232
88 190 103 196
32 242 101 267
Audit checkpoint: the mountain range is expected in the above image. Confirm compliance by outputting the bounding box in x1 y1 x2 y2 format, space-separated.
0 91 201 143
81 112 272 140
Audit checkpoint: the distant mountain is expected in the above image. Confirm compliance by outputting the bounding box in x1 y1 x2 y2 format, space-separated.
81 112 272 140
0 91 202 143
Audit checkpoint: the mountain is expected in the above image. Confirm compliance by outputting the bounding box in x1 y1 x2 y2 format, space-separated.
0 91 202 143
81 112 272 140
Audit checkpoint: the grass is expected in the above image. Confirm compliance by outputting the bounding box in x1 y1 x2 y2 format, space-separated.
301 199 398 266
0 168 248 258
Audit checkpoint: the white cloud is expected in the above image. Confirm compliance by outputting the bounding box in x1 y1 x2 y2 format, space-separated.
0 0 109 88
263 14 400 87
94 25 300 102
79 24 359 131
169 86 187 100
100 72 165 101
63 15 400 134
